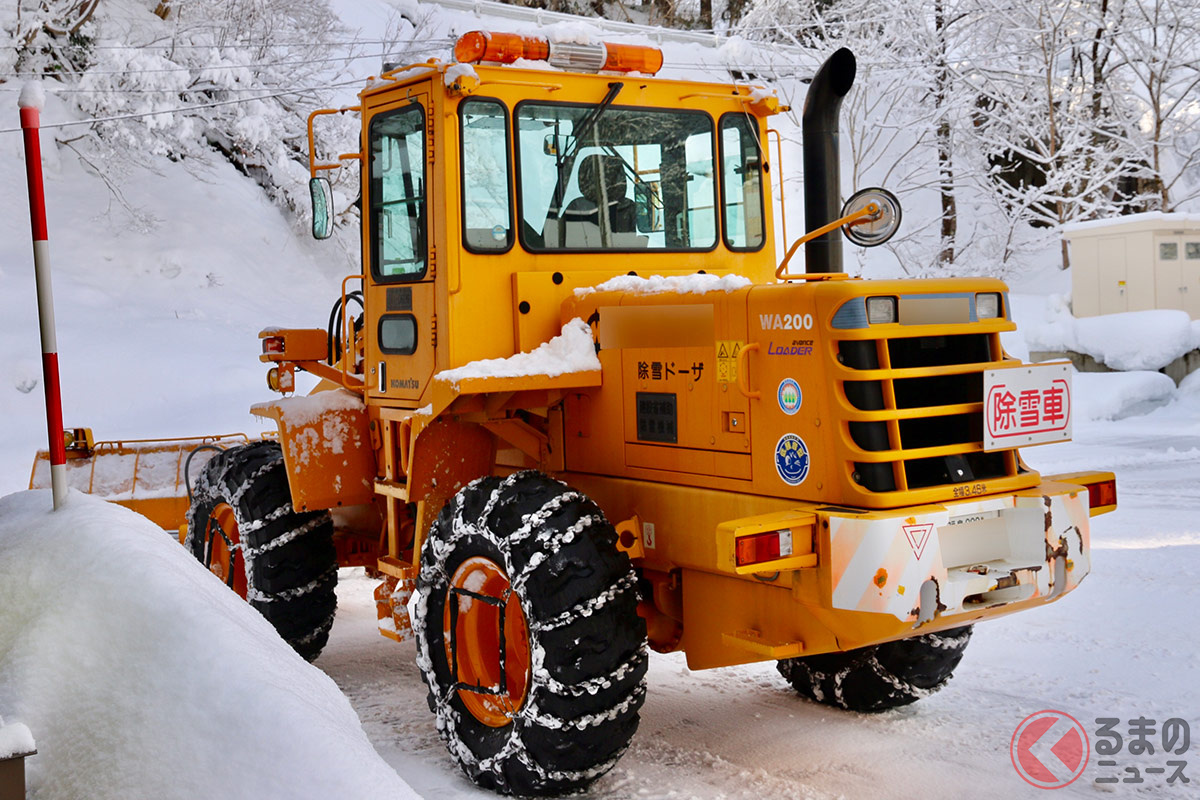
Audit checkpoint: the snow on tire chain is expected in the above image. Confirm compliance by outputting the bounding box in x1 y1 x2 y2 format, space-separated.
316 414 1200 799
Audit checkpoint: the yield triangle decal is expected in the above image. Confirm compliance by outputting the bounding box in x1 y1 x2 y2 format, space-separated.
902 523 935 560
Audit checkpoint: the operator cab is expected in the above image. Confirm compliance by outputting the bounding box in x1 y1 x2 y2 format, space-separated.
307 31 786 407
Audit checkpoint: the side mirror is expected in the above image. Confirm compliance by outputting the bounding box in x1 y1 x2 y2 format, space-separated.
309 176 333 240
841 187 902 247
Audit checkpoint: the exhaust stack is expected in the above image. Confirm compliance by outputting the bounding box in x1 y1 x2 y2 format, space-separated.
802 48 856 274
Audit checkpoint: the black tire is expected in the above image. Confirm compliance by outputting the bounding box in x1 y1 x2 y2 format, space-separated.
777 626 973 713
414 471 648 796
185 440 337 662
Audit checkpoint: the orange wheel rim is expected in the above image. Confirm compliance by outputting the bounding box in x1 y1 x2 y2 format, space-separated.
444 556 532 727
208 503 247 599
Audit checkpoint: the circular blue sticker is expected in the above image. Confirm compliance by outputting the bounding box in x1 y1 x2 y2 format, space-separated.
777 378 802 415
775 433 810 486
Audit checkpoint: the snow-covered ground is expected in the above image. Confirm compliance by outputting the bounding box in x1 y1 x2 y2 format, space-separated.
2 1 1200 798
314 400 1200 800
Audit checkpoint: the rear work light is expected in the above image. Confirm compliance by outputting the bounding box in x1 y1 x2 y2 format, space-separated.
735 529 793 567
454 30 664 75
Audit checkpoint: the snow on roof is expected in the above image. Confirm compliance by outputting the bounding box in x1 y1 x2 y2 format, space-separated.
1061 211 1200 234
435 317 600 388
0 721 35 759
0 489 418 799
545 20 604 45
443 63 478 86
575 272 752 297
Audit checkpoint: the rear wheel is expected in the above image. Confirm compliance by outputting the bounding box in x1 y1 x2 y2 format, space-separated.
777 626 973 712
185 441 337 661
414 471 648 796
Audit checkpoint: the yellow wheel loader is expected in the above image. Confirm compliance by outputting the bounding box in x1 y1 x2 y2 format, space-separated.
33 33 1117 796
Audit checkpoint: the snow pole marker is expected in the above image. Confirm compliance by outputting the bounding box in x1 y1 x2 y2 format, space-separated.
18 81 67 511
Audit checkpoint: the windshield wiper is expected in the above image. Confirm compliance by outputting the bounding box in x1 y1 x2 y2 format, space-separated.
551 82 624 218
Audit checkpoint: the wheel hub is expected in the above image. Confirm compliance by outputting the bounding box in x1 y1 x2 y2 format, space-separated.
207 502 247 599
444 556 532 727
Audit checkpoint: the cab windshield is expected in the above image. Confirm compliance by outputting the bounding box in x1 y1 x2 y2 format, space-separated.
515 103 717 251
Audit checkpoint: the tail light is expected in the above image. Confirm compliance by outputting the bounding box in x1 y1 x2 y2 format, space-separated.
736 529 793 567
1085 477 1117 512
262 336 284 355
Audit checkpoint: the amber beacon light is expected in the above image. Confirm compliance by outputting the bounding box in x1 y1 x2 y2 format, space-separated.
454 30 664 75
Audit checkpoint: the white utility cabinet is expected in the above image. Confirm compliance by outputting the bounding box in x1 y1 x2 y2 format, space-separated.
1063 212 1200 318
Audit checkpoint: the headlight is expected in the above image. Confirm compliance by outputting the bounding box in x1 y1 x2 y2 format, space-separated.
976 292 1001 319
866 296 897 324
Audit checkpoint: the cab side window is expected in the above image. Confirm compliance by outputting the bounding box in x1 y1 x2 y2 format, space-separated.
370 105 426 281
460 99 513 252
720 114 765 251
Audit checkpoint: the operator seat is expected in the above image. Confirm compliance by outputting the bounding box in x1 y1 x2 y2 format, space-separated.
561 154 638 239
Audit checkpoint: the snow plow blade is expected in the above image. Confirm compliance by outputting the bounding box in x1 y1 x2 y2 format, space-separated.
29 430 253 532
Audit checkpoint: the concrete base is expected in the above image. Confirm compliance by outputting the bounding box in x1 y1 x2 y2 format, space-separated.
1030 349 1200 386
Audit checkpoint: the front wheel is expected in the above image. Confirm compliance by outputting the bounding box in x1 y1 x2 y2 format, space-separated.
777 626 973 713
185 441 337 661
414 472 648 796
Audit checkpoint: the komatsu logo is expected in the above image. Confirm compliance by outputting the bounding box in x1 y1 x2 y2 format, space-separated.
760 313 813 331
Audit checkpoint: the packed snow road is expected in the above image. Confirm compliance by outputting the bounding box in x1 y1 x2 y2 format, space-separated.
317 410 1200 799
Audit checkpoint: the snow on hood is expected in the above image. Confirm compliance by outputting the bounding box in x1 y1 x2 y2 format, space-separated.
0 490 418 800
575 272 752 297
434 317 600 389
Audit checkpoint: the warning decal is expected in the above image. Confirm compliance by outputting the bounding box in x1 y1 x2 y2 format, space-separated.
903 523 934 560
716 340 743 383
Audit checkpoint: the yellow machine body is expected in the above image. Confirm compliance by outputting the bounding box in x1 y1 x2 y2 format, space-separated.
36 46 1116 672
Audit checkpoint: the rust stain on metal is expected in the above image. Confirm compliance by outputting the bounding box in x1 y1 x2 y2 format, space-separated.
1046 535 1068 561
873 568 888 589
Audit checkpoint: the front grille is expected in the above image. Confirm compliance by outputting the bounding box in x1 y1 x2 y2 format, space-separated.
836 333 1019 495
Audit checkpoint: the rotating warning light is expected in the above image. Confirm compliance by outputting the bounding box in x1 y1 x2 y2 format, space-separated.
454 30 663 75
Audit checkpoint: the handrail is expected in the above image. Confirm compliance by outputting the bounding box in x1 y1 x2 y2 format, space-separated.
307 106 361 179
736 343 760 399
767 128 786 247
340 274 365 393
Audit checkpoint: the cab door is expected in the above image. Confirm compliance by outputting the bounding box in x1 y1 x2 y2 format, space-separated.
364 88 435 404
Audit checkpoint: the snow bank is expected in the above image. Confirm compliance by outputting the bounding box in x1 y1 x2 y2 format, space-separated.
575 273 752 297
436 318 600 388
1073 370 1177 422
0 490 419 800
1017 297 1197 371
0 720 35 758
1072 310 1196 371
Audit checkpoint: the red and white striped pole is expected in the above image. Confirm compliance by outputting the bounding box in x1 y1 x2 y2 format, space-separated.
19 82 67 510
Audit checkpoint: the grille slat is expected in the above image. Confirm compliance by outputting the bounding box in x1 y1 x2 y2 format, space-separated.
838 331 1018 495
